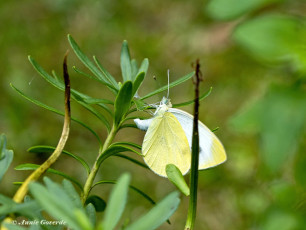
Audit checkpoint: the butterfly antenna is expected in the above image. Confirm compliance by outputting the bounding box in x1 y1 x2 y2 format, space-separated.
167 69 170 99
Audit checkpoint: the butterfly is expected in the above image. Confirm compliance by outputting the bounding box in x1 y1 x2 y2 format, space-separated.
134 96 226 177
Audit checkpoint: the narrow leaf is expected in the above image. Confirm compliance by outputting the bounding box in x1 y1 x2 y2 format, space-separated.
102 174 130 230
141 71 195 100
10 84 102 144
76 100 111 132
29 180 83 230
93 56 119 88
28 56 63 90
120 40 132 82
114 154 149 169
0 134 14 182
82 97 113 105
137 58 149 77
0 195 40 218
132 72 145 97
15 164 83 190
3 224 27 230
62 179 83 209
172 87 212 108
52 70 113 116
114 81 133 127
112 142 142 150
166 164 190 196
125 192 180 230
131 59 139 79
86 203 97 227
93 180 156 206
118 123 139 130
28 145 90 175
97 145 141 166
68 34 117 90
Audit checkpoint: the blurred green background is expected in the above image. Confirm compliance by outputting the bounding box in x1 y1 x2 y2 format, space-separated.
1 0 306 229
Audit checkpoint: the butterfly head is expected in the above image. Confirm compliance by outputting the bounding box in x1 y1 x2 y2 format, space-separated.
154 96 172 115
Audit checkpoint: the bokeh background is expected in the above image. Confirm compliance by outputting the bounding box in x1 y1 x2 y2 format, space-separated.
1 0 306 229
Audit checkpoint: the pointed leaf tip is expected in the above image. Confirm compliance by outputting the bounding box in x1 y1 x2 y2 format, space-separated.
166 164 190 196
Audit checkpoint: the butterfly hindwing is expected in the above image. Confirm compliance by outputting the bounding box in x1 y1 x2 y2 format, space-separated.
169 108 226 169
142 111 191 177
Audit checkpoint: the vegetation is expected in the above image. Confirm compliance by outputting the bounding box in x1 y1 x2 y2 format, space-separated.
1 0 305 229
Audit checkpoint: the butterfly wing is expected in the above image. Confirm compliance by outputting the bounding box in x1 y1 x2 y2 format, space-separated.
142 111 191 177
169 108 226 169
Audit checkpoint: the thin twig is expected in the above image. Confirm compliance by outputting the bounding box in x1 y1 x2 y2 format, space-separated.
185 59 202 230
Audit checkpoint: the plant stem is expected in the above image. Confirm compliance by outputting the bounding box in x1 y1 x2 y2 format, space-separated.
185 59 201 230
13 53 71 203
81 125 117 204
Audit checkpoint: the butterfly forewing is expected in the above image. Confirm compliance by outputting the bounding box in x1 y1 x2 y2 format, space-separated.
142 112 191 177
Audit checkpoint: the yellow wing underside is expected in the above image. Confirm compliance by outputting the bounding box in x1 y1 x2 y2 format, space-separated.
142 112 191 177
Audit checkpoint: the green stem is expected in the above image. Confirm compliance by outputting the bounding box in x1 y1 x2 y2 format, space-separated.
185 60 201 230
81 125 117 204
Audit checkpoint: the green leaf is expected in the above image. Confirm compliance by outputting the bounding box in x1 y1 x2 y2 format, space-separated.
102 174 130 230
124 191 180 230
77 100 111 132
62 179 83 209
166 164 190 196
118 123 139 130
131 59 139 79
233 14 305 68
114 81 133 127
0 134 14 182
52 70 113 117
31 56 112 119
120 40 132 82
206 0 281 20
137 58 149 77
68 34 118 90
3 224 28 230
132 72 145 97
29 178 86 230
93 55 119 89
10 84 102 145
28 145 90 175
97 144 141 166
172 87 212 108
141 71 194 100
15 164 83 190
85 195 106 212
112 142 142 150
86 203 97 227
93 180 156 206
82 97 113 105
114 154 149 169
0 194 40 218
75 209 94 230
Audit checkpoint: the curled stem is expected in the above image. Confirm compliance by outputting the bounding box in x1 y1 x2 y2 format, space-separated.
13 52 71 203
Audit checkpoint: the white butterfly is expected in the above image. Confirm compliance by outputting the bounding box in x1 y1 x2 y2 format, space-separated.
134 97 226 177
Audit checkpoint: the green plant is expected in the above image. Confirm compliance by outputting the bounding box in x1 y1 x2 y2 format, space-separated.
0 35 215 229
